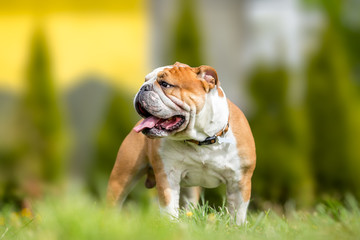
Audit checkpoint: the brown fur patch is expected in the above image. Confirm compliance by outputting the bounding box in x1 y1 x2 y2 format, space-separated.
227 99 256 202
157 67 207 113
217 88 224 97
238 173 253 202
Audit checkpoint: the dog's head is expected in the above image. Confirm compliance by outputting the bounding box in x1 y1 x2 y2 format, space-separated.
133 62 226 140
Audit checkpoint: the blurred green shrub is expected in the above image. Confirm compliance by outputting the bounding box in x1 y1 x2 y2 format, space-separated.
248 66 314 208
306 25 360 199
248 0 360 207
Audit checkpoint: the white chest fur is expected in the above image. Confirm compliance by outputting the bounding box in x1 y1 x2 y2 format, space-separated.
158 129 242 188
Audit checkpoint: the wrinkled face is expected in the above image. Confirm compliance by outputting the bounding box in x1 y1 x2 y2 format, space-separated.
133 62 218 138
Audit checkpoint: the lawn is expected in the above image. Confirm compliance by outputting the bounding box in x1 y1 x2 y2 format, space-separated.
1 192 359 240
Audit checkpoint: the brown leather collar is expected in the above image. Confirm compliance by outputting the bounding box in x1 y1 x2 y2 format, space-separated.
185 122 230 146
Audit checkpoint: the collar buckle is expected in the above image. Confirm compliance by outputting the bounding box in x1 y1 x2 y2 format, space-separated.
197 136 218 146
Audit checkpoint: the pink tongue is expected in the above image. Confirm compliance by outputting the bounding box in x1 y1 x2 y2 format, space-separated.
133 116 161 133
163 116 182 130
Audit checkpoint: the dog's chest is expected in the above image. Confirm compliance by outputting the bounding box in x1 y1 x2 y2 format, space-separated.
158 133 242 188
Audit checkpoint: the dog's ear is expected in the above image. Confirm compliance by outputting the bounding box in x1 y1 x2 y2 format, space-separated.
195 65 219 92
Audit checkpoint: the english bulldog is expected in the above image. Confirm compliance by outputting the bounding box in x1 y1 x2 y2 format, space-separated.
107 62 256 224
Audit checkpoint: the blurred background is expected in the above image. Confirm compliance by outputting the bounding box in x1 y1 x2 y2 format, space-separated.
0 0 359 211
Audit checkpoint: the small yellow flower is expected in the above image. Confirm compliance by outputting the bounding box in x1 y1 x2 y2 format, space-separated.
208 213 216 222
0 216 5 226
186 211 193 217
20 208 33 219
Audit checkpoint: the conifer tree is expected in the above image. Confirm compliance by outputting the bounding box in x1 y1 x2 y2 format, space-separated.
167 0 203 66
20 28 65 185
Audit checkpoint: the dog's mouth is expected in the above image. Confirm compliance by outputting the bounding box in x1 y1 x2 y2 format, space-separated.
133 102 186 133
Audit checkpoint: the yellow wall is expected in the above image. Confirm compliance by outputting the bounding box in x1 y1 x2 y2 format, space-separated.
0 1 148 93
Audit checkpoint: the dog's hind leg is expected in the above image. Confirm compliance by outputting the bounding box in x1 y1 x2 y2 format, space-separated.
226 166 255 225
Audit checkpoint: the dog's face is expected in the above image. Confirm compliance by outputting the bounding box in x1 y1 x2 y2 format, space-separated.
133 62 219 139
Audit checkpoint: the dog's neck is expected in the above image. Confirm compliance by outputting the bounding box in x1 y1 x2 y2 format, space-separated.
187 86 229 141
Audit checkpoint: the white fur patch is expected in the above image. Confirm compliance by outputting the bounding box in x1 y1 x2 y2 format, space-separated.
159 129 242 188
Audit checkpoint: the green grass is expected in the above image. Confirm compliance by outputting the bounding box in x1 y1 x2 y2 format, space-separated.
1 192 360 240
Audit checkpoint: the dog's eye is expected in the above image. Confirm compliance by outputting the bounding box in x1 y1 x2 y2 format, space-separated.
159 81 173 88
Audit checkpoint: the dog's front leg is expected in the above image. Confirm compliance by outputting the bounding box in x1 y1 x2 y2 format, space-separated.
148 140 182 218
156 169 181 218
107 131 148 207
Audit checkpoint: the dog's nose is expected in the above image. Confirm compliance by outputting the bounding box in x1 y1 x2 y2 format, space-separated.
140 84 151 92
